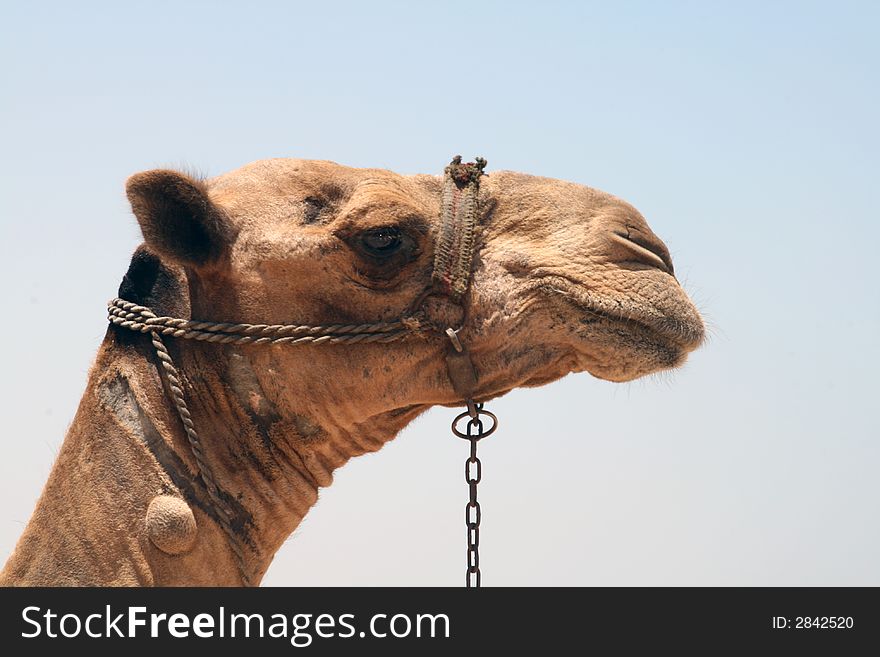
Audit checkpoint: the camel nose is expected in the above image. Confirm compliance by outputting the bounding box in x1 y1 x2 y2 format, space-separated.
608 228 675 275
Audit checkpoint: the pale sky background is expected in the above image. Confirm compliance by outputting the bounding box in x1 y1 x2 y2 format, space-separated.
1 1 877 586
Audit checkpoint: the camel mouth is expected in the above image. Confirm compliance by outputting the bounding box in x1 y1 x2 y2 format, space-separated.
536 276 705 354
576 304 704 352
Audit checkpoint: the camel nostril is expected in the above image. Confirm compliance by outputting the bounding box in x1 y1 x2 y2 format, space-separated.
610 231 675 275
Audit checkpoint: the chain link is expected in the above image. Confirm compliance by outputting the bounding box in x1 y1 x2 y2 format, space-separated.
452 401 497 588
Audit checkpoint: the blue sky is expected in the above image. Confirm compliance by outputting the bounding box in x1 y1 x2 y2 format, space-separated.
1 1 878 584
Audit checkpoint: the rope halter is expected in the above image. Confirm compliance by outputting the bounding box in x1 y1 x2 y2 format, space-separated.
109 156 487 586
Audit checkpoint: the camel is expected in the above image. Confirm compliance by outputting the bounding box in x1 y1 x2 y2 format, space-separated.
0 158 704 586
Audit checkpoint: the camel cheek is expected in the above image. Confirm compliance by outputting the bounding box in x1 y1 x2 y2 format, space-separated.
145 495 198 555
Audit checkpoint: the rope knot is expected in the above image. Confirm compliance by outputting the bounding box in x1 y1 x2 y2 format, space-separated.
401 315 423 333
446 155 488 188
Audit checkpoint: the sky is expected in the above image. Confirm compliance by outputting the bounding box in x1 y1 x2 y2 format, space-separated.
0 1 877 585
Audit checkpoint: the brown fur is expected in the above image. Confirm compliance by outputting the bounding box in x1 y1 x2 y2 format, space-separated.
0 159 704 586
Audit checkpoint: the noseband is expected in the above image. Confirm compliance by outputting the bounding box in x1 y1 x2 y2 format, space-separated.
109 156 492 586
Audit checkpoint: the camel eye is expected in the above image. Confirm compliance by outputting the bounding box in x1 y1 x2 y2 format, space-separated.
361 227 402 256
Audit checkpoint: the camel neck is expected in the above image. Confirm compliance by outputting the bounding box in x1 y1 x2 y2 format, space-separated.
0 334 294 584
0 326 424 585
147 332 426 584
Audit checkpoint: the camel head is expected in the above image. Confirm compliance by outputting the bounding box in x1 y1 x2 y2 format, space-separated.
124 158 703 436
0 157 707 587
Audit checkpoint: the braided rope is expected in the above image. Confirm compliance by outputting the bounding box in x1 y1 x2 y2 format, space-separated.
109 298 428 586
147 329 252 586
109 298 423 346
433 156 486 303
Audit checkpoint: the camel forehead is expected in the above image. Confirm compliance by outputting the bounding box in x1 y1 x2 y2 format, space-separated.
485 171 620 210
204 158 629 226
209 159 610 196
207 159 413 200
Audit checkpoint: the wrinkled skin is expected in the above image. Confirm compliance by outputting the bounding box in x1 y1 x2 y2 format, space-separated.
0 159 703 585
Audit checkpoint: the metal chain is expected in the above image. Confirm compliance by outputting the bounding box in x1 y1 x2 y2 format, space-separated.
465 414 483 587
452 401 497 588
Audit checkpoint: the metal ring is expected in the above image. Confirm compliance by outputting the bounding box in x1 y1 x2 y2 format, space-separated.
451 408 498 440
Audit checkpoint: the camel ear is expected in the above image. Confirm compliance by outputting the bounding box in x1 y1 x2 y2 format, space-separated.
126 169 231 267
